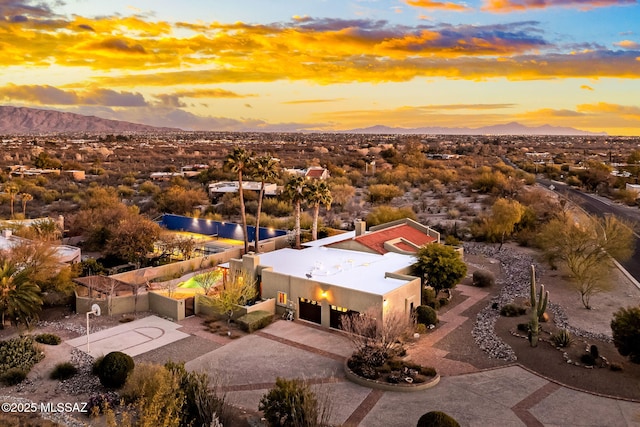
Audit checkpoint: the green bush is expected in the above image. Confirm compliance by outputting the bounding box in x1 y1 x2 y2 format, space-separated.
415 323 428 334
438 297 449 308
417 411 460 427
500 303 526 317
92 355 104 375
50 362 78 380
1 367 27 385
472 270 495 288
551 329 573 348
35 333 62 345
0 336 44 374
415 305 438 326
611 306 640 363
422 287 438 308
95 351 135 389
236 310 273 333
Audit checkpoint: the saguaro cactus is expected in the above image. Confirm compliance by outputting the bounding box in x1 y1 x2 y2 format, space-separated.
529 264 548 347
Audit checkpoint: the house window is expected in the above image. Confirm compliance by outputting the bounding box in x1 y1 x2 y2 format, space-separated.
277 291 287 306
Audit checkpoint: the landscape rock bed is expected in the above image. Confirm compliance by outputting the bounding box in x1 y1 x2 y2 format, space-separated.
466 242 612 362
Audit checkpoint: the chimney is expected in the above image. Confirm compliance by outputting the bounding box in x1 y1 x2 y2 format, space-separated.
355 220 366 237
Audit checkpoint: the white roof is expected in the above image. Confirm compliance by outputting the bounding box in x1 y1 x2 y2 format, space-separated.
257 246 416 296
302 230 355 247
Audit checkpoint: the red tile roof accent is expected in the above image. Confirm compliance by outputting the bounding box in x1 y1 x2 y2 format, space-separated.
354 224 436 254
305 168 326 178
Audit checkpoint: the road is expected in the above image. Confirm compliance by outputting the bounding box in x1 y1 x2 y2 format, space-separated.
537 177 640 284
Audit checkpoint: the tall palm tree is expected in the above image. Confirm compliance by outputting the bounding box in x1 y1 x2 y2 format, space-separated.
306 180 333 241
283 176 308 249
4 183 19 219
224 147 253 254
0 259 42 328
20 193 33 218
251 155 279 253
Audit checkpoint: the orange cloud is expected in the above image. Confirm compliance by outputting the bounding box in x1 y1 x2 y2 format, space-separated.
403 0 471 11
580 85 594 90
482 0 635 12
615 40 640 49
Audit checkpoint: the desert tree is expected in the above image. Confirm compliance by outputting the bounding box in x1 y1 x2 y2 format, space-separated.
340 306 411 359
224 147 253 254
0 256 42 328
250 154 279 252
481 198 525 249
283 175 308 249
537 213 634 309
19 193 32 218
104 213 162 267
305 180 332 241
193 269 223 295
413 244 467 294
200 270 257 329
365 205 416 227
4 183 19 219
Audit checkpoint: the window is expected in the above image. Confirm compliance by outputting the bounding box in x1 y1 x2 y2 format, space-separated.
277 291 287 306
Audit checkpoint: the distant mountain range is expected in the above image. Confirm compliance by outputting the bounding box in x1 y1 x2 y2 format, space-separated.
343 122 607 136
0 106 180 133
0 106 606 135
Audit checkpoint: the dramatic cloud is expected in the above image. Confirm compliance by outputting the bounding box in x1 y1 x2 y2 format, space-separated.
0 0 57 20
0 84 148 106
482 0 636 12
403 0 471 11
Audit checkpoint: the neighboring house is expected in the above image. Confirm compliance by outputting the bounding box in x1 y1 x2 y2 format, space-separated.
0 229 81 264
230 218 439 330
208 181 278 199
304 166 330 180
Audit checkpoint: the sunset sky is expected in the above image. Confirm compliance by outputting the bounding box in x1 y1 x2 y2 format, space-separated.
1 0 639 134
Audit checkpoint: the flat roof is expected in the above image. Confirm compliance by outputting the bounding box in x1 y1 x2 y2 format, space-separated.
302 230 355 247
257 247 417 296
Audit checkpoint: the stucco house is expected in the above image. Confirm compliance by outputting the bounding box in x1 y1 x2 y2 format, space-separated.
230 218 439 330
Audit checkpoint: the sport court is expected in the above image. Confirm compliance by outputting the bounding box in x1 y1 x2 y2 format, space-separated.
66 315 189 358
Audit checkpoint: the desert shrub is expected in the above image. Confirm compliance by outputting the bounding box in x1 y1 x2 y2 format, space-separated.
35 333 61 345
415 305 438 326
50 362 78 380
551 329 573 348
422 287 439 308
439 297 449 307
517 323 529 332
611 306 640 363
236 310 273 333
259 377 330 427
87 392 119 417
415 323 427 334
121 363 183 427
1 367 27 385
500 303 526 317
472 270 495 288
590 344 599 359
96 351 134 389
580 353 596 366
165 361 228 427
417 410 460 427
0 336 44 375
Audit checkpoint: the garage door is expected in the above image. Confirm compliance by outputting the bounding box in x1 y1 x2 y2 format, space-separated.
330 305 359 330
298 297 321 324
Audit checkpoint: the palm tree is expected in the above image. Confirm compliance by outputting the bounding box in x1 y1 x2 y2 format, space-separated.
224 147 253 254
0 259 42 328
283 176 308 249
4 183 19 219
306 180 332 241
251 155 279 253
20 193 33 218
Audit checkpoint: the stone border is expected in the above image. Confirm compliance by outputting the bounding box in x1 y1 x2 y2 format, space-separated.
343 361 440 392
